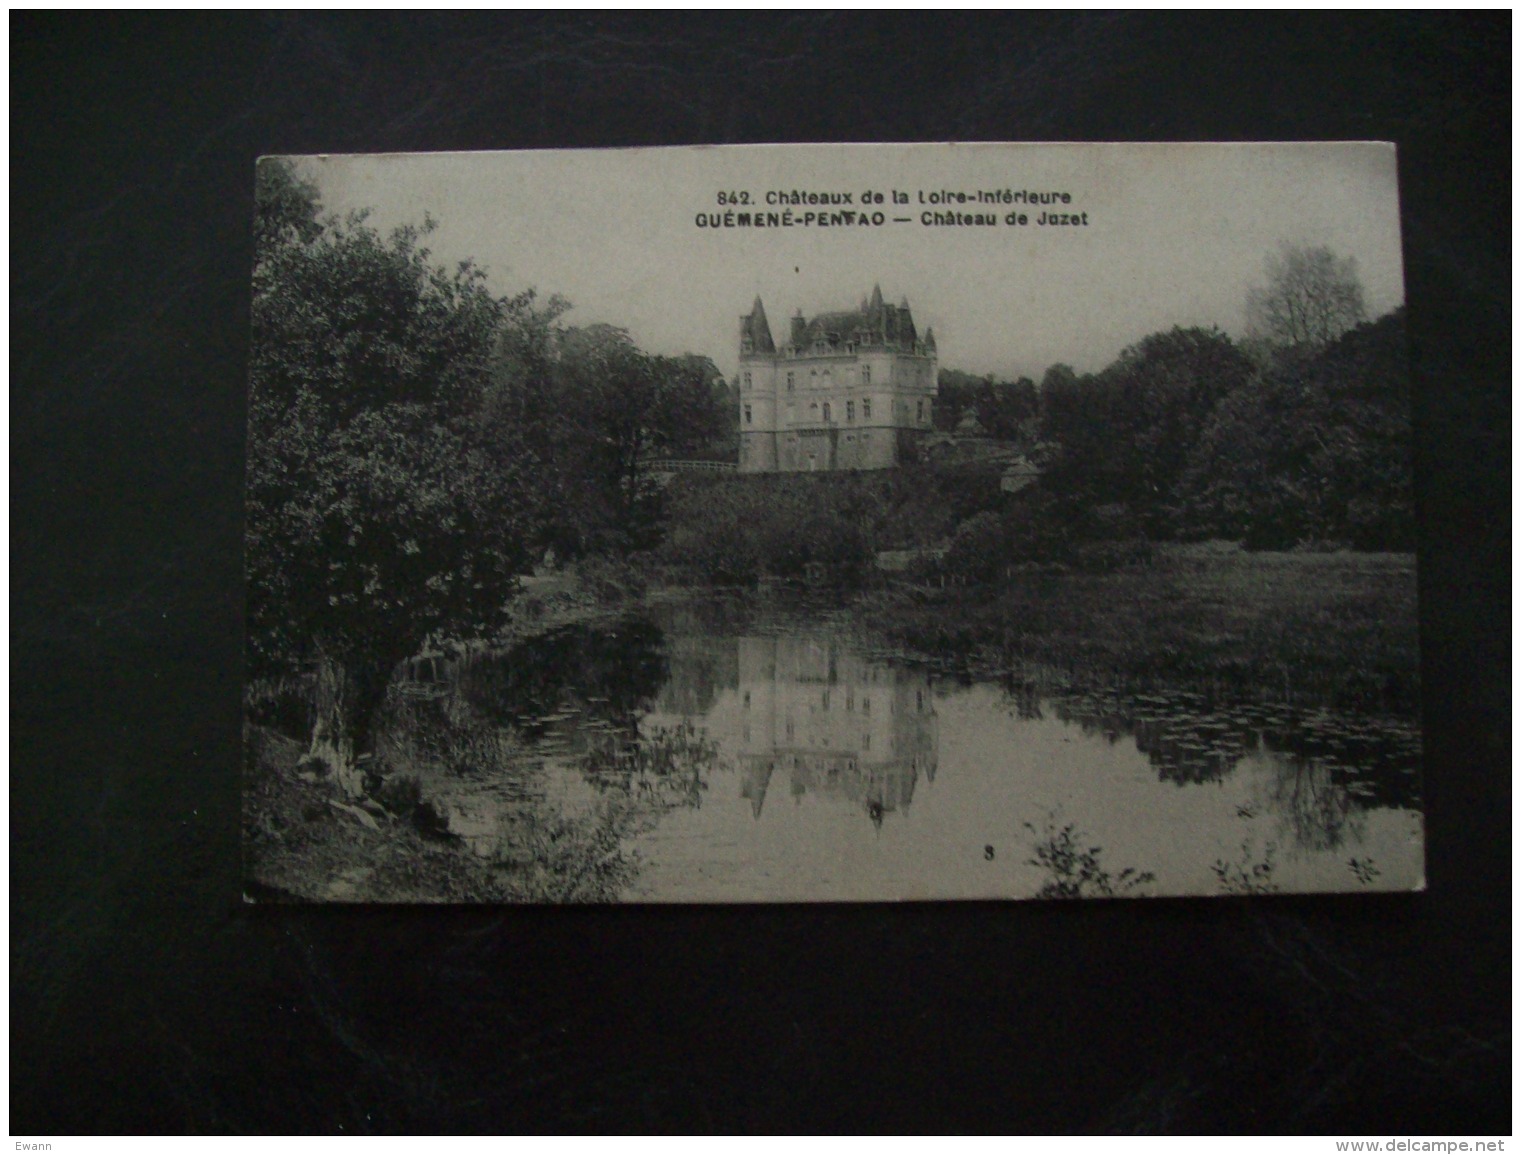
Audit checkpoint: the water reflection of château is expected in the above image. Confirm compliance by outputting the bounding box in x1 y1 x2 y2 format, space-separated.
659 636 939 829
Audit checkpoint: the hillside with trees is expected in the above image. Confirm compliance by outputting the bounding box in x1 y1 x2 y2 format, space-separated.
921 243 1412 582
246 159 728 793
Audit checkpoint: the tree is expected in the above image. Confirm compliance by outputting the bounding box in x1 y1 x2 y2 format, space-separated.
1040 327 1254 532
934 369 1040 440
252 156 324 252
246 160 539 793
1177 309 1413 549
1246 243 1367 354
521 324 729 557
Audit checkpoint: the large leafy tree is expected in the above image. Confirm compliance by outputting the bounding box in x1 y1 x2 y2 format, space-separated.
513 323 728 557
1041 326 1254 531
933 370 1040 439
246 159 538 791
1177 309 1412 549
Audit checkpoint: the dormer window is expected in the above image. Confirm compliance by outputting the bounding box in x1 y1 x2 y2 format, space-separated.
741 338 753 353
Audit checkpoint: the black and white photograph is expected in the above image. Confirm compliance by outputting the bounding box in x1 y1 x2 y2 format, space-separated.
16 13 1508 1137
242 143 1423 904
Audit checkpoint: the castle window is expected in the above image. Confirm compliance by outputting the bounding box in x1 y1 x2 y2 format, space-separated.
846 400 854 422
786 371 794 391
862 366 871 385
809 401 819 416
743 371 752 389
743 404 753 424
917 399 925 422
862 399 872 420
822 403 831 423
742 338 753 353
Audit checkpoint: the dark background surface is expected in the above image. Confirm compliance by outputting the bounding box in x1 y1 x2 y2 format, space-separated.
11 13 1509 1134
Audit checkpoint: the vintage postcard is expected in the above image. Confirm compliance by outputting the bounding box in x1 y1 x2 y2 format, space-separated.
243 143 1423 903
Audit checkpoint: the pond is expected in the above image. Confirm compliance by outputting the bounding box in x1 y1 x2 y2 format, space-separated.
426 593 1423 902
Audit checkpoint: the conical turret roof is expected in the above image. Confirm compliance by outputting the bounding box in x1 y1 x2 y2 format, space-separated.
741 296 775 354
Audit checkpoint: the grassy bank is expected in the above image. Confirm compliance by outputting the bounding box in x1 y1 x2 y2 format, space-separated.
243 558 655 904
242 724 640 903
858 543 1421 715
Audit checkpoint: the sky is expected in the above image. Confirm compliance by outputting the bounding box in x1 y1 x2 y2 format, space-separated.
286 142 1407 382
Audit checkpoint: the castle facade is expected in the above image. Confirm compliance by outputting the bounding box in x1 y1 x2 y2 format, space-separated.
736 286 938 472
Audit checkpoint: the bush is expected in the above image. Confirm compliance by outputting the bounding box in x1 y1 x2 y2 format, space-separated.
937 492 1081 582
1071 538 1153 573
655 474 876 587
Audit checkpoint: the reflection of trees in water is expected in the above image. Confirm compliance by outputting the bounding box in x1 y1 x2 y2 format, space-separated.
1260 716 1422 811
1051 693 1244 785
456 617 669 732
1046 691 1421 819
1029 688 1422 858
578 720 721 815
641 593 759 639
1262 754 1364 853
656 635 739 718
1001 677 1045 721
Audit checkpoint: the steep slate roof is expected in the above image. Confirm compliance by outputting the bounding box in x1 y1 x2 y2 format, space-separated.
794 285 921 350
747 286 931 355
741 296 776 353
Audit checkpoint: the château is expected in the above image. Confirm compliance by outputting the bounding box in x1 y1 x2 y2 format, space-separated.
736 285 938 472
